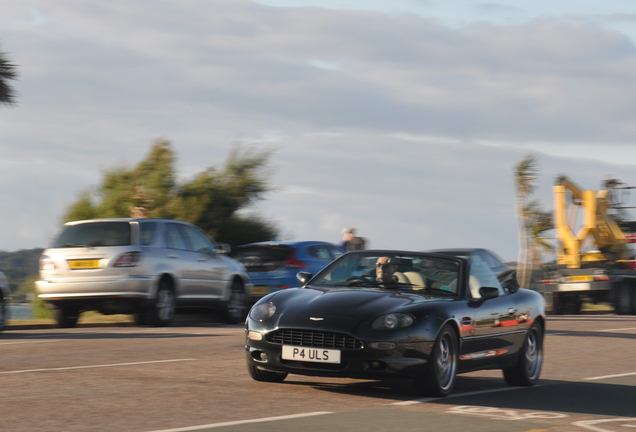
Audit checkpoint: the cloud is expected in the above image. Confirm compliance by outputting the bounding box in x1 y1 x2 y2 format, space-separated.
2 0 636 260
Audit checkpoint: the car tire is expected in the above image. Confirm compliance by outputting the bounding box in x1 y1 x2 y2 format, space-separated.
149 279 176 327
414 324 458 397
0 295 6 332
54 305 79 328
503 322 543 386
246 361 288 383
615 283 634 315
224 281 247 324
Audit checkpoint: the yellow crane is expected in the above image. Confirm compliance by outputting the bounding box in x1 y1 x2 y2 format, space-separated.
541 176 636 315
553 175 628 268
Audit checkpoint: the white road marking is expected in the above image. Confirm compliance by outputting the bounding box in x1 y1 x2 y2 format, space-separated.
446 405 568 421
595 327 636 332
0 340 58 345
19 328 241 338
573 417 636 431
549 316 636 321
145 411 334 432
584 371 636 381
392 385 530 405
548 327 636 335
0 358 196 374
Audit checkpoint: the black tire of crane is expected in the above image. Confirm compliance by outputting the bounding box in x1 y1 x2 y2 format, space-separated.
615 283 634 315
552 293 566 315
565 294 582 315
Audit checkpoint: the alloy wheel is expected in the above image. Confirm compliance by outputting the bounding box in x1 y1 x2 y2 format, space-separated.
524 330 542 381
156 289 176 321
435 332 457 391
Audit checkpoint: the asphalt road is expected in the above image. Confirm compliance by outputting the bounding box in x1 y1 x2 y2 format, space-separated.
1 314 635 432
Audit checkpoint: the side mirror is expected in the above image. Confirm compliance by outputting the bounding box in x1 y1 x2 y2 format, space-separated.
216 243 231 254
469 286 500 307
497 269 520 294
296 271 313 286
479 286 500 301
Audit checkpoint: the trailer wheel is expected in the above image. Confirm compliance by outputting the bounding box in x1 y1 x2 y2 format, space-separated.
552 293 566 315
565 294 582 315
615 283 634 315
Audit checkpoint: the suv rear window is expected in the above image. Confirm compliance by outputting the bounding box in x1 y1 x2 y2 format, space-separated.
232 246 292 272
53 222 132 248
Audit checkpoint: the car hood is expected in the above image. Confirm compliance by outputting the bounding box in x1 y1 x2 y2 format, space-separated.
265 286 454 332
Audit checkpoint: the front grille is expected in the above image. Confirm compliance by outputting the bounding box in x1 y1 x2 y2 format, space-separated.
268 329 362 350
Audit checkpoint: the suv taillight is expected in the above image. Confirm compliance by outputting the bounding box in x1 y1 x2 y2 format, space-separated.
113 252 141 267
283 250 306 269
40 255 56 270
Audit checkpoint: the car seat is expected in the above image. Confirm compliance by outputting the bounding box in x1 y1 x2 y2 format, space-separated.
403 271 426 290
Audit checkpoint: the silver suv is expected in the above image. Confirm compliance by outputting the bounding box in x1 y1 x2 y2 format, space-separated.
36 218 252 328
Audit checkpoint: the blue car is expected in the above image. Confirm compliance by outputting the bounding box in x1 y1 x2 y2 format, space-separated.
231 241 344 300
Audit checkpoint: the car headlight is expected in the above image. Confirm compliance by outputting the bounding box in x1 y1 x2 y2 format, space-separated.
372 313 414 330
249 302 277 321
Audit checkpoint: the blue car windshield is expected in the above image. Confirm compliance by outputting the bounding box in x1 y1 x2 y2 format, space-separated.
310 252 460 294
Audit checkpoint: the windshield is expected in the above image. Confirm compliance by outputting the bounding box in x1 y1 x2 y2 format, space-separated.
310 252 460 294
231 246 293 272
53 222 132 248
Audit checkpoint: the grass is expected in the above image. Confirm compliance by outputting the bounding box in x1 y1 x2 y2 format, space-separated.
582 302 614 312
7 312 133 327
6 310 221 328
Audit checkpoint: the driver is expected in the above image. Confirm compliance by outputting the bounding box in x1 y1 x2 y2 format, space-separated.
375 256 398 285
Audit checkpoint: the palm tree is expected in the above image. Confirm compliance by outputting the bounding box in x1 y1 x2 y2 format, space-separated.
514 154 539 287
524 200 554 267
0 49 18 105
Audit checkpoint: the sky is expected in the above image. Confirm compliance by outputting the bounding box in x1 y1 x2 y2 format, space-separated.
2 0 636 262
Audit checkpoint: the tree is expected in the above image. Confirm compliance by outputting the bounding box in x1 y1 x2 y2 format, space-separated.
176 145 276 239
514 154 539 288
523 200 554 266
64 140 279 249
0 48 18 105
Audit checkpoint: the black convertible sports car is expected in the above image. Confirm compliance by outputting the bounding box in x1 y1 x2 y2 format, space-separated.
245 250 546 397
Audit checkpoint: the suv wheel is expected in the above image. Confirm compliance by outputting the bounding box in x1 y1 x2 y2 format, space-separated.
55 305 79 328
224 281 246 324
149 279 176 327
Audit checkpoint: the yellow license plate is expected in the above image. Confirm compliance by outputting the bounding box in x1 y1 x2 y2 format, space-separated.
251 286 270 295
68 259 100 270
568 275 593 282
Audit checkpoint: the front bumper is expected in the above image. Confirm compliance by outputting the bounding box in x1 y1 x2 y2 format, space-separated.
245 324 434 379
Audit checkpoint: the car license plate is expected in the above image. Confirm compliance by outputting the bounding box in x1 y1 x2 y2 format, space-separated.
568 275 593 282
281 345 341 364
68 259 101 270
558 283 591 291
251 286 270 295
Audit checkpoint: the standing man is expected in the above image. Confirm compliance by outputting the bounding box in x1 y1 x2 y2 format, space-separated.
342 228 366 252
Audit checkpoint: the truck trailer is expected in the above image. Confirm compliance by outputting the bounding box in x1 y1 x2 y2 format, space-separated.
538 176 636 315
